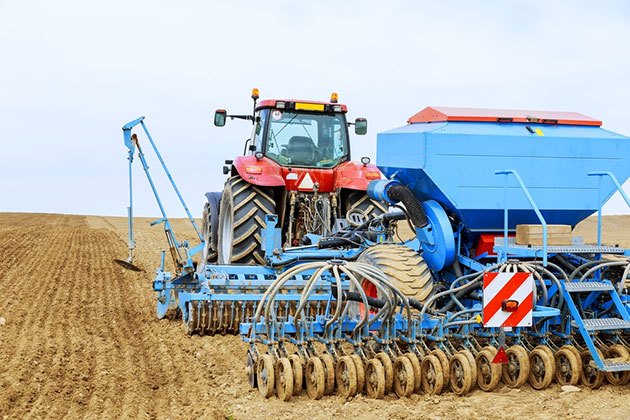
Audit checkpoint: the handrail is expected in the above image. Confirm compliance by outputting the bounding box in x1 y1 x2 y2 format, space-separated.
495 169 548 265
587 171 630 246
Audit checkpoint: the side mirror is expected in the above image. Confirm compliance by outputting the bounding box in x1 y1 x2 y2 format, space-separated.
214 109 227 127
354 117 367 135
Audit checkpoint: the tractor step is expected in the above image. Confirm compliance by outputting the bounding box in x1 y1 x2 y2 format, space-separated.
572 317 630 331
602 359 630 372
564 281 615 292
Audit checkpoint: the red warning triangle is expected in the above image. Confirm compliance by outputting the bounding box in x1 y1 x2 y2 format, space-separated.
492 346 508 364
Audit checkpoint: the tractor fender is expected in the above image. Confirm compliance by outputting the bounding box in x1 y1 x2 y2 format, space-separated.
204 192 221 251
231 155 285 187
333 161 382 191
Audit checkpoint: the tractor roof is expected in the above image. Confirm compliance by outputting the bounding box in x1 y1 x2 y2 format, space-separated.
256 99 348 113
408 106 602 126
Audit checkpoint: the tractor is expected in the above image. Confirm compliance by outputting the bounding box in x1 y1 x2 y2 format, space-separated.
203 89 387 265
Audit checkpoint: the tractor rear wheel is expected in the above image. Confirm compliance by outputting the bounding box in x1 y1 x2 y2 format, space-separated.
357 244 433 305
201 202 218 263
217 176 276 265
345 191 387 227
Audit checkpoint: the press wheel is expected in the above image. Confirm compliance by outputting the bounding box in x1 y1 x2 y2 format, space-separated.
579 349 605 389
555 346 581 386
256 354 275 398
289 354 304 395
275 358 294 401
305 357 326 400
430 349 450 386
528 347 554 390
320 353 336 395
449 353 473 396
404 352 422 393
475 349 501 392
376 352 394 393
350 354 366 393
605 344 630 385
365 358 386 399
502 345 530 388
336 356 358 398
458 349 477 387
393 356 415 398
421 354 444 395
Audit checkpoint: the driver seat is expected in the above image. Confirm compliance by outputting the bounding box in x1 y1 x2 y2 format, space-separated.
287 136 316 164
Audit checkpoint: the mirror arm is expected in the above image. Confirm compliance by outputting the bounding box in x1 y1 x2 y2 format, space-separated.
228 114 254 121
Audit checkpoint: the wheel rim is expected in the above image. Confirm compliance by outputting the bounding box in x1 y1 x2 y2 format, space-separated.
365 359 385 399
219 199 233 263
305 357 325 400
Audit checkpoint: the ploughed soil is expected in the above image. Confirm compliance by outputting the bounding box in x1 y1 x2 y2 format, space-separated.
0 212 629 419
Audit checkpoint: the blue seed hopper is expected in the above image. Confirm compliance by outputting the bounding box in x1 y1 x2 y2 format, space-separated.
376 106 630 232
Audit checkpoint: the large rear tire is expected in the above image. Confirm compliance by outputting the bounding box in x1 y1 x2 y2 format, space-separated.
357 244 433 303
201 202 218 263
217 176 276 264
345 191 387 227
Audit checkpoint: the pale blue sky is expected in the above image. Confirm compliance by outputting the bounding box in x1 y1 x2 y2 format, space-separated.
1 0 629 217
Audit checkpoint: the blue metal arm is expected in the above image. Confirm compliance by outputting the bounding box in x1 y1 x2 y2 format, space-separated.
495 169 548 265
588 171 630 246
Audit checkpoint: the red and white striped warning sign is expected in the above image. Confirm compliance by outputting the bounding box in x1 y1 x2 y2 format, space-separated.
483 272 533 328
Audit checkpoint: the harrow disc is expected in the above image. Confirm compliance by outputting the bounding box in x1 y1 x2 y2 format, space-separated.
375 352 394 394
449 353 473 396
528 347 555 390
579 349 605 389
365 358 386 399
256 354 275 398
420 354 444 395
246 350 257 389
393 356 415 398
604 345 630 385
502 345 530 388
475 348 501 392
336 356 358 398
275 358 294 402
555 346 581 386
305 357 326 400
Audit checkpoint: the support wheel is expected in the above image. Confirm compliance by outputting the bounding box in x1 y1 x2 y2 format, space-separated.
256 354 275 398
404 352 422 393
336 356 358 398
458 349 477 387
580 349 605 389
350 354 366 394
393 356 415 398
305 357 326 400
375 352 394 394
528 347 554 390
605 345 630 385
502 345 530 388
449 353 473 395
275 358 294 401
421 354 444 395
365 358 386 399
289 354 304 395
555 346 581 386
475 349 501 392
320 353 336 395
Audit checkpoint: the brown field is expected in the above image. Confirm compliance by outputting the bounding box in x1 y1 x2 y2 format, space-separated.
0 212 629 419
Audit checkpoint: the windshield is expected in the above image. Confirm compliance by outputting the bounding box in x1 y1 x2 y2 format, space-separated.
264 110 349 168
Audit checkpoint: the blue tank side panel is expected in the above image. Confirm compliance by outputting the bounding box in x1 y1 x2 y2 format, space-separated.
377 121 630 231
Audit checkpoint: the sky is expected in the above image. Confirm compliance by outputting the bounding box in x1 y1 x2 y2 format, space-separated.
1 0 629 218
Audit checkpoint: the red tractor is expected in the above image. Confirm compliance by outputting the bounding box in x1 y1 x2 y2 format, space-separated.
202 89 386 265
